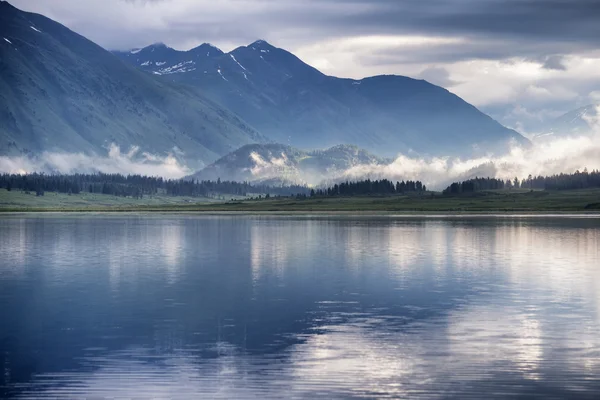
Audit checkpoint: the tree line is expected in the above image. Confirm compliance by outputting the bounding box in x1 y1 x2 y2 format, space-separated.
311 179 426 197
0 173 310 198
443 169 600 194
0 174 428 199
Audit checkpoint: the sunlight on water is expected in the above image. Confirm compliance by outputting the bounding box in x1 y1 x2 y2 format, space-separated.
1 215 599 398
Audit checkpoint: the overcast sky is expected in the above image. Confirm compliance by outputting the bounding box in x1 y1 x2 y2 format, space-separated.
10 0 600 134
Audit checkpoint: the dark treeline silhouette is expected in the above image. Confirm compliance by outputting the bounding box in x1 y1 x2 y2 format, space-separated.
443 177 506 195
312 179 426 197
527 170 600 190
0 173 310 198
444 170 600 194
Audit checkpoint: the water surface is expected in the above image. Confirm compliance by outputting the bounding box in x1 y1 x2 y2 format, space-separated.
1 214 600 399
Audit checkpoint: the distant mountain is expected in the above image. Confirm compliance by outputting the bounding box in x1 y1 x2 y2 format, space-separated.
534 104 598 141
188 143 388 184
0 2 265 169
115 40 529 158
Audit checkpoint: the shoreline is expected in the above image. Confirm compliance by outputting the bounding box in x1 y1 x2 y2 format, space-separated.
2 209 600 216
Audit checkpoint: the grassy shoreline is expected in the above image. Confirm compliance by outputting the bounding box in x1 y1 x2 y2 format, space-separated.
1 188 599 214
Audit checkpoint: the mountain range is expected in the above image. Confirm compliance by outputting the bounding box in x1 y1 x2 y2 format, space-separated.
114 41 528 158
1 0 529 175
189 143 388 184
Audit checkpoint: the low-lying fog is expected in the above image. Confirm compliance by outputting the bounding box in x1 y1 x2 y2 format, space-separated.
2 119 599 191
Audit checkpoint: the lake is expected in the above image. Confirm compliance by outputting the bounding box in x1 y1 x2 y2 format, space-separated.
1 214 600 399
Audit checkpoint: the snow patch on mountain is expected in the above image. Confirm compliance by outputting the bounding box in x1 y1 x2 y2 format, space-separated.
155 61 166 66
141 61 150 66
218 68 228 81
230 54 247 71
30 26 42 33
130 48 142 54
3 37 11 44
158 61 195 74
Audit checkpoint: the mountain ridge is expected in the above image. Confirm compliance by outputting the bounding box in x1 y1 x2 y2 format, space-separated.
0 1 266 169
1 0 531 173
115 39 530 158
534 104 598 140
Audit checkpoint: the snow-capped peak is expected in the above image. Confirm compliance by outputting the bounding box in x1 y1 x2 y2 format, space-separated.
248 39 272 49
189 43 223 55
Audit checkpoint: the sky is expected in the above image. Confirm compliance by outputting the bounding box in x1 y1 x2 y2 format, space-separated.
10 0 600 135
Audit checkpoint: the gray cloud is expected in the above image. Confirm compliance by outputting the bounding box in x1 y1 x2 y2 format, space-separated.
418 66 460 87
9 0 600 57
542 55 568 71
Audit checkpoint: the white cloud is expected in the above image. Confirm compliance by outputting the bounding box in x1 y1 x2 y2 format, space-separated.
0 144 191 178
338 133 600 190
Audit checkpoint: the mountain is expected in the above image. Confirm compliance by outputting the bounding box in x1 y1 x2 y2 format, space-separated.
115 40 529 158
189 143 388 184
0 1 266 169
534 104 598 141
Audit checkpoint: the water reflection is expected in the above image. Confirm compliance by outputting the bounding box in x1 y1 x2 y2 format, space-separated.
1 215 599 398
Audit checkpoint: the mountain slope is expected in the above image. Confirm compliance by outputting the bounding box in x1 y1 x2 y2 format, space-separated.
534 104 598 141
115 40 529 158
0 2 265 169
189 143 388 184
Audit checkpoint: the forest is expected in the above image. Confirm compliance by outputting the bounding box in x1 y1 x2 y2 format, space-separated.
0 174 426 200
2 170 598 201
311 179 426 197
0 173 310 198
443 170 600 194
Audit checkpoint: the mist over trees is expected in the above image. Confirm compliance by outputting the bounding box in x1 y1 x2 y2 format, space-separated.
443 170 600 194
0 173 310 198
3 170 597 200
0 174 428 199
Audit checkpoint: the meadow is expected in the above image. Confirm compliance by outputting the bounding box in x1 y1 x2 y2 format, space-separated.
1 188 599 213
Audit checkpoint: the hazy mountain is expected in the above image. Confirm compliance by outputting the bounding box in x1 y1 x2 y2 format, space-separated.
534 104 598 141
0 1 266 169
189 143 388 184
115 40 529 158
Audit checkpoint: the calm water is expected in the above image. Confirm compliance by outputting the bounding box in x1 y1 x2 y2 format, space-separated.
1 214 600 399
